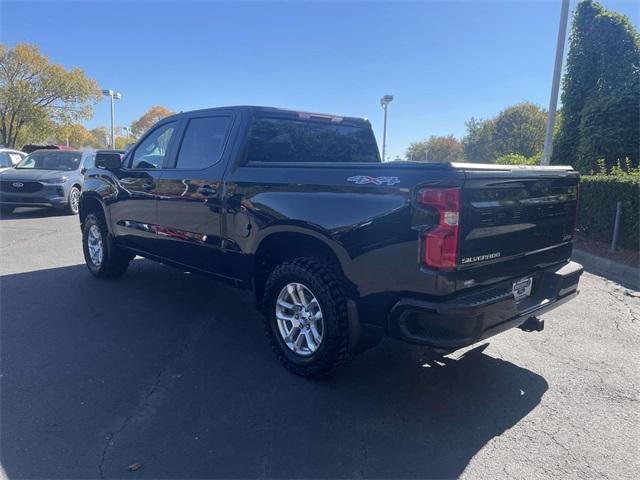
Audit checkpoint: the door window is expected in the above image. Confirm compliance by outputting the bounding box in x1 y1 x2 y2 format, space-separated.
175 116 232 169
130 122 177 169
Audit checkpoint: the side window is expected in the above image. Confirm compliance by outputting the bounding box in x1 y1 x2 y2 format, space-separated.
8 153 24 165
130 122 177 169
83 152 95 170
0 153 11 168
175 116 231 169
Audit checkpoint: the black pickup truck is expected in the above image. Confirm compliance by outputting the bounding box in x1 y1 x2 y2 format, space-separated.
80 106 583 376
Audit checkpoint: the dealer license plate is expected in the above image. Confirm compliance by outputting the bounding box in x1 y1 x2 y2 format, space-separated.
512 277 533 301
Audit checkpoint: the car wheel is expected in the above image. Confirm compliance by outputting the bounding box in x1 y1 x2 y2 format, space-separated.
82 212 133 278
65 186 81 215
0 205 14 216
263 257 350 377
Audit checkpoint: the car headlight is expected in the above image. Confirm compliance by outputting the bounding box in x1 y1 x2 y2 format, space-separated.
40 176 68 184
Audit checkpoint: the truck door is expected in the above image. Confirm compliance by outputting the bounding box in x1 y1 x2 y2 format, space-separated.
154 113 235 274
110 120 180 254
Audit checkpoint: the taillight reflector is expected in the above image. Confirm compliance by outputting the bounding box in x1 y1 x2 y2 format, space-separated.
418 187 460 269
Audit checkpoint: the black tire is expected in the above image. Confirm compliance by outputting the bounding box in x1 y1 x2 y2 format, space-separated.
82 212 133 278
262 257 350 377
65 186 81 215
0 205 14 215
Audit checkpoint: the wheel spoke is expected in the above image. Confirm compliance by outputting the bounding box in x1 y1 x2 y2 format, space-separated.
276 311 299 327
287 285 301 306
304 330 317 351
285 326 301 344
277 299 295 311
294 330 305 350
296 284 308 307
310 323 322 344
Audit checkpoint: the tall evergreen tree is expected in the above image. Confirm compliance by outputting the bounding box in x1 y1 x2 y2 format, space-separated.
553 1 640 172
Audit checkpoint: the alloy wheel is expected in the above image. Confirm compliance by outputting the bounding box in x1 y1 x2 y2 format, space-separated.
87 224 104 267
70 188 80 213
275 282 324 356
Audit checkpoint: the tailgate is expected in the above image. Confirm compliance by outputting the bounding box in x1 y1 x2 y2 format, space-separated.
457 166 579 288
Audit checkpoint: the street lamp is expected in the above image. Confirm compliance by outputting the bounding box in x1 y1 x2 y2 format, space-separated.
102 89 122 149
380 95 394 162
541 0 570 165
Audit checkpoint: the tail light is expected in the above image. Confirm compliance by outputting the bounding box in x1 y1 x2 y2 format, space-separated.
417 187 460 269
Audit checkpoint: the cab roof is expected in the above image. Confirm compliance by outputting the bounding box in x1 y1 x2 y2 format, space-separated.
165 105 371 127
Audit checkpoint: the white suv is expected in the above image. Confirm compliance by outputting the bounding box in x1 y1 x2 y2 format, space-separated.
0 148 27 173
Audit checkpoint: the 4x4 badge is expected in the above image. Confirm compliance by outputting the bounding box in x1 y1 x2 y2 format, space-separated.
347 175 400 186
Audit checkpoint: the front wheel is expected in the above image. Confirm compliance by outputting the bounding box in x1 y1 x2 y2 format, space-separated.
82 213 133 278
262 257 350 377
65 186 80 215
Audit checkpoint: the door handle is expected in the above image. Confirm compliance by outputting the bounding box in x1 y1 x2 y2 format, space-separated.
142 182 155 191
198 186 217 196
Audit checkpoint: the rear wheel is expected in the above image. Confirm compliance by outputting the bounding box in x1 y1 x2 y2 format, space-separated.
263 257 350 377
82 212 133 278
65 186 80 215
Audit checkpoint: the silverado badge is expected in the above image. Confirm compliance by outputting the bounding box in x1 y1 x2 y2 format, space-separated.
460 252 501 264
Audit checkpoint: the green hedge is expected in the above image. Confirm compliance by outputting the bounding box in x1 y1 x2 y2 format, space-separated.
578 175 639 250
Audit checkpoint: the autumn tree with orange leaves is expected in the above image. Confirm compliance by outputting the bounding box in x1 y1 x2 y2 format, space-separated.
130 105 175 137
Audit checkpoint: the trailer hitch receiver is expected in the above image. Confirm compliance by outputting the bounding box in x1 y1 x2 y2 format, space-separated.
518 316 545 333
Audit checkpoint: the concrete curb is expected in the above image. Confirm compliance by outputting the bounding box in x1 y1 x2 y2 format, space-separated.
573 248 640 291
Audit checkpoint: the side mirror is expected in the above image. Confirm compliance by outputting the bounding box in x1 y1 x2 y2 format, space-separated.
95 151 123 170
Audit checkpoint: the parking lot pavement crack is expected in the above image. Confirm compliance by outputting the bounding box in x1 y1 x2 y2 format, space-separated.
607 286 640 326
97 317 211 479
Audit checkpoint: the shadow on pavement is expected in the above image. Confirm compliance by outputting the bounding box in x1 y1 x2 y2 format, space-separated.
1 260 548 478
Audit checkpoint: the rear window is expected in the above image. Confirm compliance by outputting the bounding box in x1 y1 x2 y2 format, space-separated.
247 118 380 163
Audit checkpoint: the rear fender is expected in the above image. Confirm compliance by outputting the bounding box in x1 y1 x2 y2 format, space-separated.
252 223 354 279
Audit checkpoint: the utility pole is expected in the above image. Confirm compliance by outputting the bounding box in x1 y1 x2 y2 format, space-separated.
380 95 394 162
541 0 570 165
102 89 122 149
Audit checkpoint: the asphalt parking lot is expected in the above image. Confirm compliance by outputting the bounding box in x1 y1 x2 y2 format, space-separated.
1 208 638 479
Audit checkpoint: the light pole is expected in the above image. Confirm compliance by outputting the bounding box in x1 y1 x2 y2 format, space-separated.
380 95 394 162
541 0 570 165
102 89 122 149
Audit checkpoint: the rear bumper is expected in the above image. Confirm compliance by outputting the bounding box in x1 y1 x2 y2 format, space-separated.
388 260 583 350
